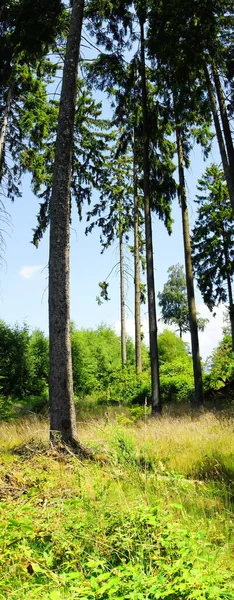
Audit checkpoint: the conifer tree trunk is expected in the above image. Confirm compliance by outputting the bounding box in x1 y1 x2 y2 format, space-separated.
222 229 234 351
0 86 12 179
211 61 234 182
49 0 84 446
119 214 127 365
176 126 204 405
133 134 142 373
139 14 161 413
204 63 234 214
226 272 234 352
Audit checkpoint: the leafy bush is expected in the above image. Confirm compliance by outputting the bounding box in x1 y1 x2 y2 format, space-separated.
158 329 191 365
0 395 17 420
0 321 32 397
160 365 194 403
97 365 150 405
71 324 134 398
206 334 234 390
0 321 48 399
158 331 194 403
0 321 197 409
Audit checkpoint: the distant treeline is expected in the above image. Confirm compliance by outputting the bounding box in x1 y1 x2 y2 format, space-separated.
0 320 233 406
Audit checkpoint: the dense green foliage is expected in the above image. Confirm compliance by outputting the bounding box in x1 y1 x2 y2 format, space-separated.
0 320 200 407
4 319 234 408
0 321 48 399
206 333 234 390
158 330 194 403
192 165 234 312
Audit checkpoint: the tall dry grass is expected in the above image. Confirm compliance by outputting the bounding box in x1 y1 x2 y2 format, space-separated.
1 408 233 478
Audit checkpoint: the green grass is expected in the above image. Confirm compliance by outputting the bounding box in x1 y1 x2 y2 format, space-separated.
0 409 234 599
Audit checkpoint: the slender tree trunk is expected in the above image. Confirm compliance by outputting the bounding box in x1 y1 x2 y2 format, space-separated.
0 86 12 179
49 0 84 446
222 231 234 351
139 15 161 414
211 61 234 179
204 62 234 215
176 126 204 405
119 215 127 365
133 132 142 373
226 273 234 352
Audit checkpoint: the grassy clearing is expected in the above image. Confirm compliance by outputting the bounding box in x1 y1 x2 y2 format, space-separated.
0 409 234 599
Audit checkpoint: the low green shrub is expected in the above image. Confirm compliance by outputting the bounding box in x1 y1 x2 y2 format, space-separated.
160 360 194 403
0 395 17 420
160 373 194 403
104 366 150 405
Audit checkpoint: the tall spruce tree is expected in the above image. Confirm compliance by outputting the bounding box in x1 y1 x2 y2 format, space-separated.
138 6 160 413
85 3 177 411
176 124 204 404
147 2 218 404
20 68 112 444
148 0 234 212
48 0 84 446
192 164 234 351
133 130 143 372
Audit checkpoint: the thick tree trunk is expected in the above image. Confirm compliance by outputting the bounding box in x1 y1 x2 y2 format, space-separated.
211 61 234 180
204 63 234 215
0 86 12 179
119 218 127 365
133 134 142 373
49 0 84 446
140 16 161 414
176 126 204 405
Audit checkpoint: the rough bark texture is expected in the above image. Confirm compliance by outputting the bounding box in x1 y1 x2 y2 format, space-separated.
133 136 142 373
211 61 234 186
176 126 204 405
204 62 234 215
49 0 84 446
0 87 12 179
140 16 161 413
119 220 127 365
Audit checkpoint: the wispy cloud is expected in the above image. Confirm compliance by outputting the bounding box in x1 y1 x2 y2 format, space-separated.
19 265 43 279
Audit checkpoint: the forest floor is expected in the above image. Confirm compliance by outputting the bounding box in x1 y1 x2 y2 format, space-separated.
0 408 234 599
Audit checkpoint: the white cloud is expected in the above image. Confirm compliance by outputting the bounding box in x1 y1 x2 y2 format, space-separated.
192 303 226 360
19 265 43 279
115 303 227 360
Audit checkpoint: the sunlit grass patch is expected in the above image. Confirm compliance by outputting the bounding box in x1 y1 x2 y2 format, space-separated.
0 409 234 599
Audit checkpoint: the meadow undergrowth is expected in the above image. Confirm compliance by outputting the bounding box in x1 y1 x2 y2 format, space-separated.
0 409 233 599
